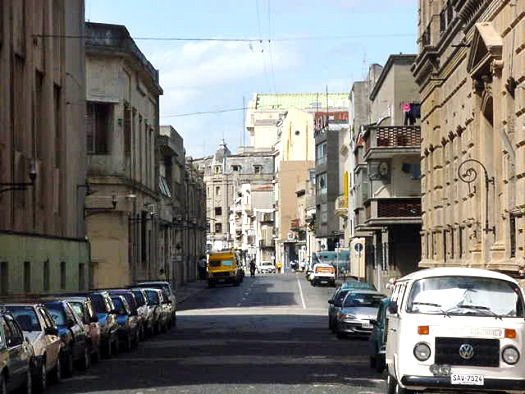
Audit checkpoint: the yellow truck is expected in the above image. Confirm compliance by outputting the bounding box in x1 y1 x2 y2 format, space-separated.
207 251 243 288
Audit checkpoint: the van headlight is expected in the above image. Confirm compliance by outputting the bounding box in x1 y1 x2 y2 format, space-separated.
502 346 520 365
341 314 356 320
414 342 431 361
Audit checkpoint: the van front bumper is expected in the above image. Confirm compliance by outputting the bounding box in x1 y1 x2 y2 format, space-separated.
401 375 525 391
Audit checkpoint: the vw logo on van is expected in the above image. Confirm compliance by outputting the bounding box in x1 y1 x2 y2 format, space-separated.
458 344 475 360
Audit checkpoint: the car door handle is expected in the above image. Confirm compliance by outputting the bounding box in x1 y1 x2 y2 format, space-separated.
389 328 397 332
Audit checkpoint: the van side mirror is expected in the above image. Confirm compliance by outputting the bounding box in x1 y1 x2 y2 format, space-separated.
388 301 398 314
370 319 378 326
328 300 334 305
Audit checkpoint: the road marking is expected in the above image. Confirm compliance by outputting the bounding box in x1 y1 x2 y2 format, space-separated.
296 274 307 309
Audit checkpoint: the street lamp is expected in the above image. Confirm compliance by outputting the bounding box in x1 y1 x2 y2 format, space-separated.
0 161 37 194
458 158 495 234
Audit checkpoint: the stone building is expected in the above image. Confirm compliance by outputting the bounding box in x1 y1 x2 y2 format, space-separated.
0 0 90 294
84 22 163 288
413 0 524 273
194 142 274 256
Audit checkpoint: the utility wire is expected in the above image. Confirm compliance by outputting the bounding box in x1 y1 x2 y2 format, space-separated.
33 33 415 42
267 0 277 93
161 107 253 118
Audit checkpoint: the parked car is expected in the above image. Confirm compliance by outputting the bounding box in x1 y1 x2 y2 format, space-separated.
135 281 177 327
108 290 144 340
386 267 525 394
327 288 352 331
63 297 101 363
143 288 170 334
129 288 154 338
310 263 336 287
109 295 139 352
369 297 390 373
5 302 62 391
335 290 385 338
340 280 376 291
84 291 119 358
43 300 90 376
0 309 35 393
258 261 276 274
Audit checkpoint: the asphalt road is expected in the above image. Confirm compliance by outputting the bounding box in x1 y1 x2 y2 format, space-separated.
53 272 386 393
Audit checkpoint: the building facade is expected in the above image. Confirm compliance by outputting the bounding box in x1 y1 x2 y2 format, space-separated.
349 55 422 292
414 0 524 274
85 22 163 288
195 143 274 257
0 0 90 294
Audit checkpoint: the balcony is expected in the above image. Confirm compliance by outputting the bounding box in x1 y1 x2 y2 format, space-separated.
334 195 348 217
364 198 421 226
259 239 275 248
364 126 421 160
290 218 301 230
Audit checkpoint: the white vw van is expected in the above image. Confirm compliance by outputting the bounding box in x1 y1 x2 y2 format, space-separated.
386 267 525 393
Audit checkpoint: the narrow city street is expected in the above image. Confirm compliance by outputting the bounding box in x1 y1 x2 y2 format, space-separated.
54 273 385 393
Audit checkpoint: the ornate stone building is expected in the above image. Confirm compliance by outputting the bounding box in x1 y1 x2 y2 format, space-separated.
414 0 524 272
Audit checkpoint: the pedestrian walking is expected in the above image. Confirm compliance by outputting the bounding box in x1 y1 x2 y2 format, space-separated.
198 255 207 280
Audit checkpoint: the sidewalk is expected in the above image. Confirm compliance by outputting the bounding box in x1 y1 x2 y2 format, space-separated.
175 280 207 304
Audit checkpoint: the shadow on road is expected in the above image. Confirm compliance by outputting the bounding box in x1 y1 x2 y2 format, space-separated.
54 313 384 393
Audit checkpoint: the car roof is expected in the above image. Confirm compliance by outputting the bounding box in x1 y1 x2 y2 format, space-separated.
61 297 89 303
396 267 518 284
3 302 41 308
346 289 384 295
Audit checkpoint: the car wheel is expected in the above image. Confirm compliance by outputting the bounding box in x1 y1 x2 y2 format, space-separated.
0 373 6 394
376 355 385 374
387 374 396 394
103 339 112 359
79 347 90 371
369 355 377 369
21 368 32 394
49 356 61 384
34 359 46 393
60 350 73 378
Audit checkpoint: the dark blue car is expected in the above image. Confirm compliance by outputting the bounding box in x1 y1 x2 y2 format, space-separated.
369 297 390 373
43 300 90 377
110 295 139 352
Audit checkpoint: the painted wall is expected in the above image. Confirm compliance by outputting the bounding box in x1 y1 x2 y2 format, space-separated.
0 232 90 294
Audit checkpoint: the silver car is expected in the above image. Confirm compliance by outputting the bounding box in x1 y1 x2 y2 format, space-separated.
335 290 385 338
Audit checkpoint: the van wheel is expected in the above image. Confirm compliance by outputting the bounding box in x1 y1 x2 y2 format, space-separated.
387 374 396 394
50 357 61 384
376 355 385 373
60 350 73 378
369 356 377 369
34 359 47 392
208 280 215 288
0 373 6 394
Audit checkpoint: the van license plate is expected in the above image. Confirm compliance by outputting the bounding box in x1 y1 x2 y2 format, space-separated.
362 322 372 329
451 374 484 386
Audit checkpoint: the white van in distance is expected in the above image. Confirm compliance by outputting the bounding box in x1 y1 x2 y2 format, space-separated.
386 267 525 394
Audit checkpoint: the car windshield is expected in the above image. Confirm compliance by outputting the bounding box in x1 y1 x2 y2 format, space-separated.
132 291 146 307
7 306 41 331
341 281 375 290
406 276 525 317
90 294 108 313
111 297 127 314
46 306 66 326
70 303 85 321
146 290 159 305
334 290 350 305
343 293 384 308
262 262 272 266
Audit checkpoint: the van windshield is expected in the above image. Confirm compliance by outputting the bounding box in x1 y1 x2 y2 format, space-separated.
210 260 234 267
406 276 525 317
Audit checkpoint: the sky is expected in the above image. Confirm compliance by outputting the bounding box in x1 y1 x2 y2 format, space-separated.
86 0 418 158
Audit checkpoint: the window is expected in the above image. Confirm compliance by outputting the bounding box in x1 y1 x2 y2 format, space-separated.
215 223 222 233
0 262 7 295
54 84 62 167
214 166 221 174
60 262 66 290
254 165 262 174
510 217 516 258
215 186 221 196
43 260 50 291
215 207 222 216
124 104 131 155
232 165 241 172
24 262 31 293
79 263 86 290
86 103 111 154
317 173 327 196
316 142 327 165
